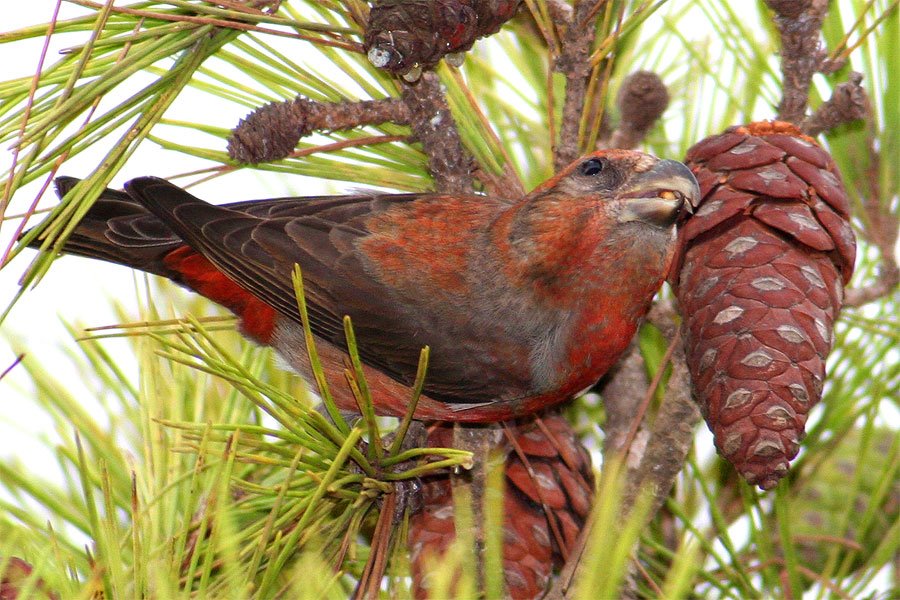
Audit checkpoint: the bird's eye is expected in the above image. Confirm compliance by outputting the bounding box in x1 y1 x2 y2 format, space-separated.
579 157 606 176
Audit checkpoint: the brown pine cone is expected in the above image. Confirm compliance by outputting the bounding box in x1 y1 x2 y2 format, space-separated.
365 0 522 79
672 121 856 490
408 412 594 599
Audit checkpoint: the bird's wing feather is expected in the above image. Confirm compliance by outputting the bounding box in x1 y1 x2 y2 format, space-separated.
125 177 527 403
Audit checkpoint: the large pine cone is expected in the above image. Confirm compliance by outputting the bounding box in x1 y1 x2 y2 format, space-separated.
408 413 594 599
365 0 521 77
672 121 856 490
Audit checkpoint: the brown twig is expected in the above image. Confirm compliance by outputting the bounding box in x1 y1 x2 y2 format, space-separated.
401 72 474 194
843 263 900 307
352 419 427 598
353 491 398 600
553 1 599 169
838 80 898 308
607 309 698 519
227 19 475 193
544 0 574 24
616 342 699 599
599 342 649 459
622 343 699 512
765 0 830 124
619 329 682 468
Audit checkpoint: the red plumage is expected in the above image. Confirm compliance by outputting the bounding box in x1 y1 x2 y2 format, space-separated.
163 247 277 343
31 150 697 422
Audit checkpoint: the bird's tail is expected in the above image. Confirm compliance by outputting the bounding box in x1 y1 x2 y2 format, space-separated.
27 177 185 280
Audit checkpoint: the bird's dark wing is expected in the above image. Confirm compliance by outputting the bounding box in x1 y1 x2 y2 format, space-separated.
124 177 528 404
46 177 416 281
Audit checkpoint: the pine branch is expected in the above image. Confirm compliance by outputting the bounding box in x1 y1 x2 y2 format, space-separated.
553 0 595 168
766 0 830 124
401 72 474 193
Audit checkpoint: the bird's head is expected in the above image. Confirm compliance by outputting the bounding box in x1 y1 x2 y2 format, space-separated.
531 149 699 229
508 150 699 293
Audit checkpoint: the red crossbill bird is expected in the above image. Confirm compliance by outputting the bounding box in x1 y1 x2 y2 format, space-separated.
30 150 697 422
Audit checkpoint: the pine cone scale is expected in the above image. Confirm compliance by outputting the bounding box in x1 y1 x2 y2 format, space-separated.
785 157 851 216
686 132 748 162
752 202 837 251
728 162 809 198
705 139 786 171
680 189 756 242
762 134 830 168
407 413 594 599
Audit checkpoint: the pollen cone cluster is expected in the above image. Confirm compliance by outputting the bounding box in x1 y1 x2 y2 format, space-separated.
365 0 521 77
672 121 856 490
408 413 594 599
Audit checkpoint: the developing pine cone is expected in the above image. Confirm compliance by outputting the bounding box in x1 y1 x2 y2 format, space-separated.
408 413 594 599
365 0 521 79
672 121 856 490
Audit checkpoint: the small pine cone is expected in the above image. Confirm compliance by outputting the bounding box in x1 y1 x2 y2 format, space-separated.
227 96 408 164
408 413 594 599
672 121 856 490
610 71 670 148
364 0 521 77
